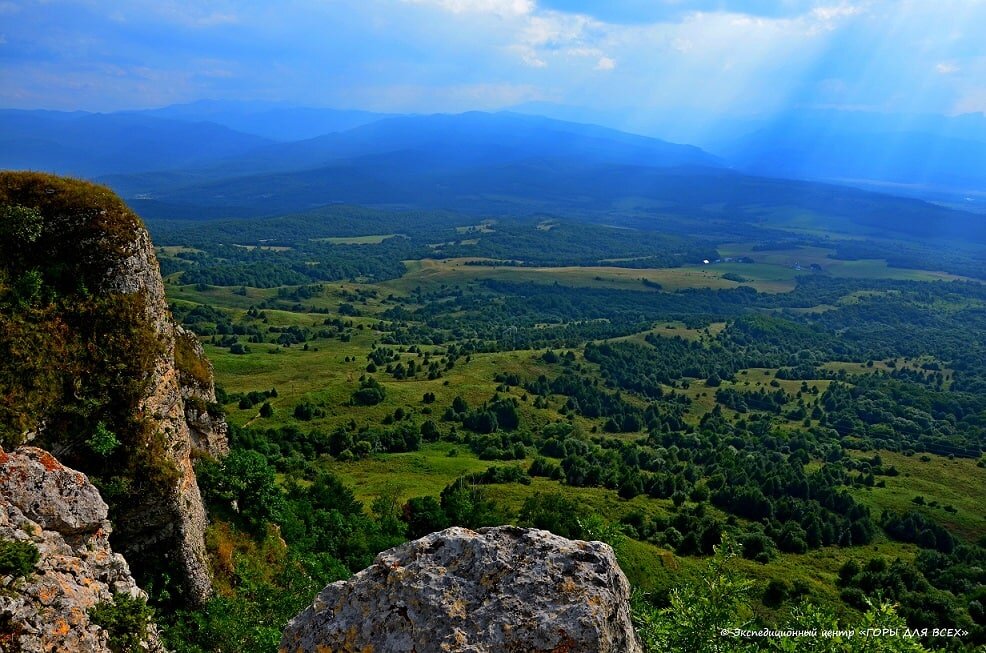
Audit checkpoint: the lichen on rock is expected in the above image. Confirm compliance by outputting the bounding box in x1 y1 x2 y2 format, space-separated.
281 525 643 653
0 446 165 653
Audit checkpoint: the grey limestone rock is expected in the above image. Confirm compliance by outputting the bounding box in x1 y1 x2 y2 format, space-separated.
281 525 642 653
0 446 165 653
98 204 227 606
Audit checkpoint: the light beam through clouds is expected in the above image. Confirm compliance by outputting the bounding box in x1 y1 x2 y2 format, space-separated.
0 0 983 133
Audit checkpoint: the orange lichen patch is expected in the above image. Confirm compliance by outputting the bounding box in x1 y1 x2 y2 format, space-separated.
57 580 79 601
447 598 467 619
0 448 9 464
36 585 57 605
66 606 87 626
550 633 577 652
37 450 62 472
343 625 361 650
50 619 71 636
559 577 578 593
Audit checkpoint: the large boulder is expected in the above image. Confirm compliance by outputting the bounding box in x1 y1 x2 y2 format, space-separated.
0 446 164 653
281 526 642 653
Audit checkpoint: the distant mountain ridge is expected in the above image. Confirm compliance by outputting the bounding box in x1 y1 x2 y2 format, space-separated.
0 107 720 180
0 109 273 177
2 103 984 245
131 99 392 142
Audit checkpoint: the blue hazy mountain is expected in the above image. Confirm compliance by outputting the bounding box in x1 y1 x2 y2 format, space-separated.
133 100 392 142
117 154 986 247
3 108 720 185
508 103 986 203
4 104 983 245
197 111 722 177
0 110 272 177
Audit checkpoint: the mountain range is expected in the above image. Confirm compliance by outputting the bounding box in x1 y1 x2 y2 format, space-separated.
2 103 985 238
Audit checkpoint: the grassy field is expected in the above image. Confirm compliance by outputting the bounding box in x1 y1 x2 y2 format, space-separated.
389 250 970 298
312 234 399 244
317 440 928 609
390 258 791 293
848 450 986 542
715 243 972 283
166 249 986 628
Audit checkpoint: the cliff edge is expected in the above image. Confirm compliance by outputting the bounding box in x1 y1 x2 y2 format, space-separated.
0 172 227 605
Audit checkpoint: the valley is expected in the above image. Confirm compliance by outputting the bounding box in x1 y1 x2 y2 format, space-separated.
154 204 986 650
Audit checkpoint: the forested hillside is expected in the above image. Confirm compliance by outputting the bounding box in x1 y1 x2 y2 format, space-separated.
146 193 986 651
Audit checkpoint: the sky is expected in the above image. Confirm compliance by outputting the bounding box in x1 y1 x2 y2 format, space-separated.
1 0 984 127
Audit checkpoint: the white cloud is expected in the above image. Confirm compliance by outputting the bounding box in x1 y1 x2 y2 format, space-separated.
595 56 615 71
508 44 547 67
811 4 863 22
2 0 982 119
403 0 533 17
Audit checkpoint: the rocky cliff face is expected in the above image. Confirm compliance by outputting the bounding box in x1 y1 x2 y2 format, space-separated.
281 526 642 653
102 210 226 605
0 447 164 652
0 172 228 606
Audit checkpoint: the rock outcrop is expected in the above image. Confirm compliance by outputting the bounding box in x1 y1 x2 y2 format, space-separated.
0 172 228 606
103 209 226 605
0 447 164 652
176 328 230 458
281 526 643 653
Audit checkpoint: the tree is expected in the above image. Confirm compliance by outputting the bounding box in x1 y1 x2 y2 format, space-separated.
197 450 284 533
632 535 934 653
403 496 449 539
518 492 585 539
88 593 154 653
0 539 39 581
351 377 386 406
633 535 753 653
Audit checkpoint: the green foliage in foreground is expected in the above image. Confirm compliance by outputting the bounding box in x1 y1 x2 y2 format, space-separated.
88 593 154 653
0 539 39 581
633 537 934 653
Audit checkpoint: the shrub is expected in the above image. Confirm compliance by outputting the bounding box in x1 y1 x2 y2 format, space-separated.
351 377 386 406
0 539 39 580
87 422 121 457
88 593 153 653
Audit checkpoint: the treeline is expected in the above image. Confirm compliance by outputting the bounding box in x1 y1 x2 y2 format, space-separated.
820 378 985 457
166 239 419 287
434 219 718 268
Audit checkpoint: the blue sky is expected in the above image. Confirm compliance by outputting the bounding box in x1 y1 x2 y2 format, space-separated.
1 0 984 124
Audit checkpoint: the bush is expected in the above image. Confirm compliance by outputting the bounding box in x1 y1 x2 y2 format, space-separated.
88 593 154 653
0 539 39 580
87 422 121 457
351 377 386 406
